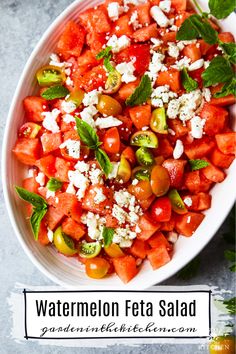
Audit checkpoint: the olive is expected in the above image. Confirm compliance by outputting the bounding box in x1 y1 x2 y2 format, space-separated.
36 65 66 87
104 70 122 94
132 166 150 181
78 241 102 259
130 131 158 148
168 189 187 214
53 227 77 256
150 107 168 134
136 147 155 167
97 95 122 116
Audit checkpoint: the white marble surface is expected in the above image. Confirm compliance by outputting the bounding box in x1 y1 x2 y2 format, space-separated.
0 1 234 353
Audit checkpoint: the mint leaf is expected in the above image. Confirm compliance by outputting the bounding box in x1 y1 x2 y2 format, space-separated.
181 68 198 92
209 0 236 19
46 178 63 192
102 227 115 247
75 118 101 150
223 297 236 315
214 78 236 98
96 46 112 60
224 249 236 262
229 264 236 272
95 148 113 177
202 56 234 87
177 256 200 280
176 14 218 44
15 186 47 210
126 75 152 107
219 42 236 64
41 85 69 100
189 159 209 171
30 209 47 240
15 186 48 240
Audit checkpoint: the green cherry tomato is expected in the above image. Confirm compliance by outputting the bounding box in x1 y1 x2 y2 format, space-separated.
117 156 131 183
36 65 66 87
136 147 155 167
132 166 151 181
150 107 168 134
53 227 77 256
168 189 188 215
104 70 122 94
130 131 158 148
78 242 102 259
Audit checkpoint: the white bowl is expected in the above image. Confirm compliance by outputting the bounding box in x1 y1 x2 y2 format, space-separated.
2 0 236 289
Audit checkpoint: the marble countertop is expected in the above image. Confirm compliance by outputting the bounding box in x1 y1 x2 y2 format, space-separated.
0 1 234 353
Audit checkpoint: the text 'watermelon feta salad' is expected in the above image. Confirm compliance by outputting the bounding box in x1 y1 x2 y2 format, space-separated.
13 0 235 283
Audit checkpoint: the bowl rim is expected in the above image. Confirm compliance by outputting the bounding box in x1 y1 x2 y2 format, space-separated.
2 0 236 289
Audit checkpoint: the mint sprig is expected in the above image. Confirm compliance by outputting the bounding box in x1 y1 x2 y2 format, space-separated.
15 186 48 240
126 75 152 107
75 118 112 177
46 178 63 192
181 68 199 93
189 159 209 171
96 46 114 73
102 227 115 247
214 78 236 98
209 0 236 19
202 56 234 87
41 85 69 100
219 42 236 65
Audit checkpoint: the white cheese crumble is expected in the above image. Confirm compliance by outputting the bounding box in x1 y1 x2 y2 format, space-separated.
61 100 76 114
202 87 211 102
172 56 191 71
60 139 81 159
66 183 76 195
47 228 54 243
82 90 101 106
116 61 136 83
74 161 90 173
42 108 60 133
107 35 131 53
108 162 120 179
35 172 45 187
190 116 205 139
150 6 170 27
184 197 193 207
188 58 204 71
68 170 89 200
159 0 171 13
95 116 122 129
93 187 106 204
168 43 180 59
151 85 177 107
129 10 140 30
146 52 166 84
63 114 75 124
173 139 184 159
107 2 123 21
89 168 104 185
150 38 163 49
46 190 56 199
112 204 127 225
167 231 178 243
80 106 98 129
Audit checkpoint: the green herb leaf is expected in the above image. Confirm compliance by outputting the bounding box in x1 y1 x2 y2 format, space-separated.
229 263 236 272
224 249 236 262
219 42 236 64
176 14 218 44
223 297 236 315
189 159 209 171
46 178 63 192
102 227 115 247
96 46 112 60
202 56 234 87
126 75 152 107
209 0 236 19
95 148 113 177
15 186 47 210
104 56 115 73
214 78 236 98
177 256 200 280
75 117 101 150
30 209 47 240
181 68 199 92
41 85 69 100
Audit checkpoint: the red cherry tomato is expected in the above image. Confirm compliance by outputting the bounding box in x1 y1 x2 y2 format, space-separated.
103 127 121 154
150 197 172 223
18 122 41 138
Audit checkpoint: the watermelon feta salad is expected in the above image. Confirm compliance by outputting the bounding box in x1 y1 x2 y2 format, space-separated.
13 0 235 283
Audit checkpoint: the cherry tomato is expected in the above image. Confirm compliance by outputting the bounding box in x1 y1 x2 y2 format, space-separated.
18 122 41 138
53 227 77 256
104 243 124 258
97 95 122 116
150 165 170 197
85 257 110 279
128 180 153 201
150 197 172 223
117 156 131 183
209 336 235 354
103 127 121 154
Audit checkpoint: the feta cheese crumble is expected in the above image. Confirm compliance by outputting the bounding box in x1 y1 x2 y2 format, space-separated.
108 162 120 179
184 197 193 207
107 35 131 53
35 172 45 187
95 116 122 129
190 116 205 139
173 139 184 159
83 90 101 107
116 61 136 83
107 2 123 21
188 58 204 71
151 85 177 107
80 106 98 128
42 108 60 133
61 100 76 114
150 6 170 27
47 228 54 243
159 0 171 13
60 139 81 159
94 187 106 204
168 43 180 59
